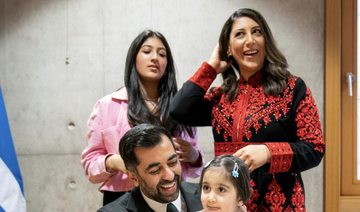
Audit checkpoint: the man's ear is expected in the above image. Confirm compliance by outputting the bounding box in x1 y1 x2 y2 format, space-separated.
126 170 139 187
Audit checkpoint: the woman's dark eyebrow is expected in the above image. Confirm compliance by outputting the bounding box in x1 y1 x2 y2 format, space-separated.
140 45 166 51
140 44 153 49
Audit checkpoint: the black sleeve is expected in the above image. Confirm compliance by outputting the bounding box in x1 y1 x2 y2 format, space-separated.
170 80 213 126
288 78 325 173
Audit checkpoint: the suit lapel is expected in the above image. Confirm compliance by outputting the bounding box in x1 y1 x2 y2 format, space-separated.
181 182 203 212
127 187 154 212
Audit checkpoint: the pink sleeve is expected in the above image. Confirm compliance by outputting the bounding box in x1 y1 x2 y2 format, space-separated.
81 100 115 184
179 127 205 180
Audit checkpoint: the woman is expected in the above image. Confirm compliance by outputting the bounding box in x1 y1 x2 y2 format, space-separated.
82 30 204 205
170 8 325 211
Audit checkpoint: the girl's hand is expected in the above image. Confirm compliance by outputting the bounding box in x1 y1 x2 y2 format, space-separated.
208 44 232 74
173 138 201 167
233 145 271 173
105 154 127 173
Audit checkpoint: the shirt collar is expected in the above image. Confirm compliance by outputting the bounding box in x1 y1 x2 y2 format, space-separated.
141 188 182 212
111 86 128 100
239 70 263 86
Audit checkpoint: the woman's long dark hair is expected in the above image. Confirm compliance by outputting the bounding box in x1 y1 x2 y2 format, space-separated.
218 8 290 101
124 30 194 138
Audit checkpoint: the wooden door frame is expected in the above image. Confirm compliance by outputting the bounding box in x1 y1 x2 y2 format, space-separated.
325 0 360 211
324 0 341 211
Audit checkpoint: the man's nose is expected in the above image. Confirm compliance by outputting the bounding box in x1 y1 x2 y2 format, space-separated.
162 166 175 180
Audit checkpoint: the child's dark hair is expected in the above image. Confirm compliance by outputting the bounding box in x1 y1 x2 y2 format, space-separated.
200 154 251 203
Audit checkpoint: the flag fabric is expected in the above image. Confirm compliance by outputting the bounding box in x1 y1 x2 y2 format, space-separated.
0 85 26 212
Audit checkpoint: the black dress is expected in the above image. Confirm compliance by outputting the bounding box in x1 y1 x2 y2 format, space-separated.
170 62 325 211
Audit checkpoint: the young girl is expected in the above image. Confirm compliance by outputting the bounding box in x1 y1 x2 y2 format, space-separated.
199 155 251 212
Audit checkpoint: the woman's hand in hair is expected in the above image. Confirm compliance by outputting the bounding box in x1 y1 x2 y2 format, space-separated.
208 43 232 74
173 137 202 167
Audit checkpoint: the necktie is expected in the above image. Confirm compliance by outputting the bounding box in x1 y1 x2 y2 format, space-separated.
166 203 178 212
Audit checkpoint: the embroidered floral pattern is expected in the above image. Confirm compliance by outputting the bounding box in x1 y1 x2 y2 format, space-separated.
291 176 305 211
265 177 286 211
243 77 295 142
295 88 325 153
206 87 238 142
190 62 217 91
246 179 260 211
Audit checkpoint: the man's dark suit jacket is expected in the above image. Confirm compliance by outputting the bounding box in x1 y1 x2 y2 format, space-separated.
97 182 203 212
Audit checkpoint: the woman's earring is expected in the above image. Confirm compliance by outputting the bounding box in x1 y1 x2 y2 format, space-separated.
163 71 167 76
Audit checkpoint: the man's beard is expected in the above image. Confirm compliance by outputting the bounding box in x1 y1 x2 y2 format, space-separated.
138 174 181 203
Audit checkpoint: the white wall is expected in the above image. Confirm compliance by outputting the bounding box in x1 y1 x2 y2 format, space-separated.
0 0 324 211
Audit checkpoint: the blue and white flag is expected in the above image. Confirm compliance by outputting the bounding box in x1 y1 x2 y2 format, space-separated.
0 85 26 212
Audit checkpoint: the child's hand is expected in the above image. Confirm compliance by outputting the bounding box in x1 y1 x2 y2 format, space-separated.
173 137 200 165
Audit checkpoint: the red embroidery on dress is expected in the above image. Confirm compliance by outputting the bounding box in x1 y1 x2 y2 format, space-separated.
246 179 260 211
232 83 249 142
208 87 241 142
190 62 217 91
263 115 271 125
206 74 318 211
254 205 270 212
295 87 325 153
291 176 305 211
265 177 286 212
284 206 294 212
282 105 290 117
253 121 262 133
243 78 296 141
265 143 293 173
274 111 282 119
212 104 232 141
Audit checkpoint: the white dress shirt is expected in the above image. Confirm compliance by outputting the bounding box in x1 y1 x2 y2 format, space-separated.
141 189 184 212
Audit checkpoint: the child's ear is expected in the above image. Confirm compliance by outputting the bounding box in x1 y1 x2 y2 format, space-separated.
126 170 139 187
237 199 244 207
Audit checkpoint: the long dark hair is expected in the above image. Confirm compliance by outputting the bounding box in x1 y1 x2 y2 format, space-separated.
218 8 290 101
124 30 194 138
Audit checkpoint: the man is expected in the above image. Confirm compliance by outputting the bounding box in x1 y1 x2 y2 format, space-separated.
98 124 203 212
